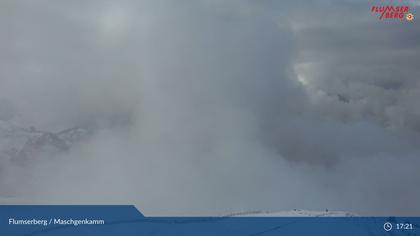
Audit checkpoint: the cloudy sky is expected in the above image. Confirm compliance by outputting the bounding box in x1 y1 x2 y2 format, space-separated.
0 0 419 216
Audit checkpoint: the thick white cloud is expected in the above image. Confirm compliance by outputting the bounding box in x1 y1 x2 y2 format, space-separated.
0 0 419 215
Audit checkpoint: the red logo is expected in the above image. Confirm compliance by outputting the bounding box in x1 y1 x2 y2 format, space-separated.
371 5 414 21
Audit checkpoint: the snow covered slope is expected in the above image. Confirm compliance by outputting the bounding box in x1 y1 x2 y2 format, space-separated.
227 210 356 217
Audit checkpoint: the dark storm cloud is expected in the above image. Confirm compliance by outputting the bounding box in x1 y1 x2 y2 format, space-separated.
0 0 419 215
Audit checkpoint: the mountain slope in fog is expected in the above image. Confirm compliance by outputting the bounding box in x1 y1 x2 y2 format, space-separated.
0 120 90 164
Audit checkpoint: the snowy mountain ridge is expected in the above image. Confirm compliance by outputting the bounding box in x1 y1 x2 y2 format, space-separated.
227 209 356 217
0 120 90 163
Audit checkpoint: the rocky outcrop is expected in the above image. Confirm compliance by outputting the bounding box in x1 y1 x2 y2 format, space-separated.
0 121 91 164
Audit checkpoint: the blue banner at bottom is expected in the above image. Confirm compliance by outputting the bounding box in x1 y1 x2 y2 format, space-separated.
0 206 419 236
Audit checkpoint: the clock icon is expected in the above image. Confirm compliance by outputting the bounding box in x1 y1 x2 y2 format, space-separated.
384 222 393 232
